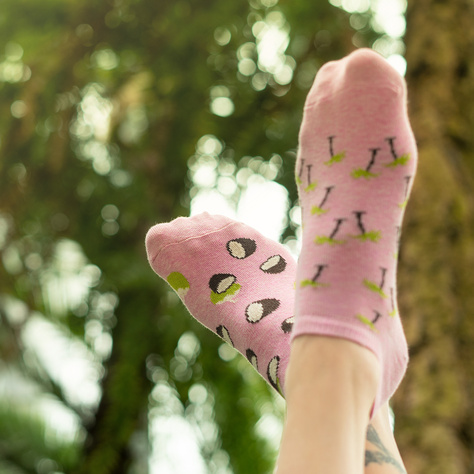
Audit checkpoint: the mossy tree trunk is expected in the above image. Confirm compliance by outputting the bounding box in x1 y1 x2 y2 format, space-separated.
395 1 474 472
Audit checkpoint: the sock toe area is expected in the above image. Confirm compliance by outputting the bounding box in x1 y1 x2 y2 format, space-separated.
145 213 235 265
306 48 405 107
342 48 404 90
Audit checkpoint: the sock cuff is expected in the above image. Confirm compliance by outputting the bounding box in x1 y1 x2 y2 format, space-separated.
291 314 383 363
291 315 408 417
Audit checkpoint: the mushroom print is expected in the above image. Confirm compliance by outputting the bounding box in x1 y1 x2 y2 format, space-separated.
363 267 388 299
385 137 411 168
281 316 294 334
351 211 381 243
314 218 347 245
260 255 287 274
166 272 190 299
324 136 346 166
209 273 241 304
246 349 259 371
216 325 234 346
267 356 282 394
356 310 382 333
245 298 280 323
226 238 257 259
351 148 381 179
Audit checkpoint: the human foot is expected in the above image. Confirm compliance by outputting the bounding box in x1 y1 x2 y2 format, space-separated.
146 212 406 473
293 48 417 415
145 212 295 393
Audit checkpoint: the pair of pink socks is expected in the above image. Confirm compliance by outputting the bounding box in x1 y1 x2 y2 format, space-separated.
145 49 417 415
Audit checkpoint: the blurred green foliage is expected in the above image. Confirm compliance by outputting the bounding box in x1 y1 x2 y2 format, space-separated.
0 0 381 472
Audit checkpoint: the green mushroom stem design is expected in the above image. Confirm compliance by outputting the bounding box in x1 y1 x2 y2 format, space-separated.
389 287 397 317
356 310 382 332
311 186 334 216
296 158 305 185
304 164 317 192
352 148 381 179
324 136 346 166
314 218 347 245
167 272 190 299
398 175 412 208
363 267 388 299
351 211 382 242
385 137 410 167
209 273 241 304
300 264 329 289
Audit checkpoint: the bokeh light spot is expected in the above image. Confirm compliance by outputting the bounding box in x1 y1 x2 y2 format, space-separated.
210 97 234 117
101 204 120 221
214 27 231 46
10 100 27 118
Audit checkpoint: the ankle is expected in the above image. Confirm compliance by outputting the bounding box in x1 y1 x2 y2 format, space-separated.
285 335 380 421
275 336 380 474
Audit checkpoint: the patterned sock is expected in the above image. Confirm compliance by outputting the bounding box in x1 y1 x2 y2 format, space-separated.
293 49 417 414
145 213 296 395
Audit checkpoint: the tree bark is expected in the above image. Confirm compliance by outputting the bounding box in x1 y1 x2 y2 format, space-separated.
395 1 474 473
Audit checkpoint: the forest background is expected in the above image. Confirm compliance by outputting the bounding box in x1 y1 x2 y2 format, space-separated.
1 0 474 473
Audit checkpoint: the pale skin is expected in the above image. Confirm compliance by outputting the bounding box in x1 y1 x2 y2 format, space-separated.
274 336 406 474
365 405 406 474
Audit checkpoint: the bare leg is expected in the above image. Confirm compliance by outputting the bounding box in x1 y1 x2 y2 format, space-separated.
275 336 380 474
365 404 407 474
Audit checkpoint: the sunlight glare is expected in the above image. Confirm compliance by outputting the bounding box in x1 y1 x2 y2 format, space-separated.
237 178 288 241
22 314 102 408
256 24 289 73
190 188 236 218
387 54 407 76
149 415 207 474
341 0 370 13
371 0 407 37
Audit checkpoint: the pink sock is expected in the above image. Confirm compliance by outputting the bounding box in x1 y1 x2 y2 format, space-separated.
293 49 417 414
145 213 296 394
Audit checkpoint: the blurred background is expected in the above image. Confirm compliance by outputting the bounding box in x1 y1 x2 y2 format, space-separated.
1 0 474 473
